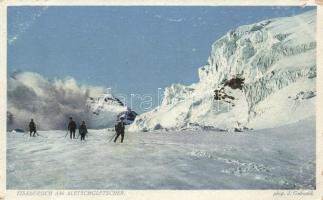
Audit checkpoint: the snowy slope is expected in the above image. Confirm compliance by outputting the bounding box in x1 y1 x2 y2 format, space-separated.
7 117 315 189
129 10 316 132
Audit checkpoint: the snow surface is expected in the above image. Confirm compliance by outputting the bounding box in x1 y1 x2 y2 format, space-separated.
129 10 316 131
7 117 315 189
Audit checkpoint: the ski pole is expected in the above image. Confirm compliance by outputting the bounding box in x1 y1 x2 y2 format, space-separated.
24 126 29 136
64 130 69 138
108 133 117 142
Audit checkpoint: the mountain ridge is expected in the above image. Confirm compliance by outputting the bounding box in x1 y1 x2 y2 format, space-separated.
129 10 316 132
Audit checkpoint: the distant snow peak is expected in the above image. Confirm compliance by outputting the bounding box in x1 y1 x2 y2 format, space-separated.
86 90 137 128
129 10 316 132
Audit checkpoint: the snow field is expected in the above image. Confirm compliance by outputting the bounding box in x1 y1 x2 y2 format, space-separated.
7 117 315 189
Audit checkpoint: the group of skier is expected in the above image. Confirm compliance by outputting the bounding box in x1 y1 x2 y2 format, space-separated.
28 116 126 143
67 117 88 141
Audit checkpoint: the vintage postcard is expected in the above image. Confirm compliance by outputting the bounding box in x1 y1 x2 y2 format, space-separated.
1 0 322 199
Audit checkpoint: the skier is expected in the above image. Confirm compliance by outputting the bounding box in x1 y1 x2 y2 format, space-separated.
68 117 77 139
114 117 126 143
29 119 37 137
79 121 88 141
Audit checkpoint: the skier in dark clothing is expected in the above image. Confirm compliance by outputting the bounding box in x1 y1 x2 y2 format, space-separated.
79 121 88 141
29 119 37 137
68 117 77 139
114 117 126 143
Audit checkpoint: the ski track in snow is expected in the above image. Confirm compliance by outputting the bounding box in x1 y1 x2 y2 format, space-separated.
7 117 315 189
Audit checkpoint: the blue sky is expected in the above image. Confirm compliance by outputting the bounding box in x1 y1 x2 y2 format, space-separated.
7 6 315 112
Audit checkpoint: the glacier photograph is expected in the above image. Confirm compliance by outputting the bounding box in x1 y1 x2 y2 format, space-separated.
7 6 316 189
